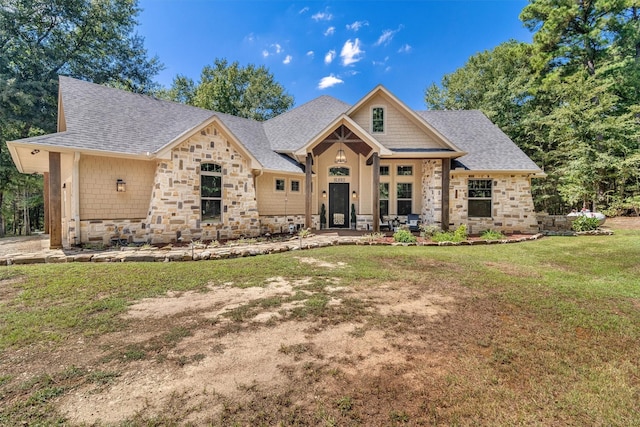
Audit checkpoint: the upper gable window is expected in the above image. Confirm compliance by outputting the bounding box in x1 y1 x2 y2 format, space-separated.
372 107 385 133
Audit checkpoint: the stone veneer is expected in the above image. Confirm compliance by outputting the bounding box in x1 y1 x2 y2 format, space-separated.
449 173 539 234
421 160 443 226
145 125 260 244
259 214 317 234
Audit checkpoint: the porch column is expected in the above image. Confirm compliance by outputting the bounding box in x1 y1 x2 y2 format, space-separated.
441 158 450 231
372 153 380 232
49 152 62 249
305 153 312 229
43 172 50 234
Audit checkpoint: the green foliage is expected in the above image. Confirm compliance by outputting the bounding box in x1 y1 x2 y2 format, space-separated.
419 224 441 238
480 229 506 240
571 215 601 232
393 229 417 243
320 203 327 228
0 0 162 236
425 2 640 215
431 225 468 243
157 58 294 121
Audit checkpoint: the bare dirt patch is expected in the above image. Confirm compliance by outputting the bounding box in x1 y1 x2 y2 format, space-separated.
41 273 465 425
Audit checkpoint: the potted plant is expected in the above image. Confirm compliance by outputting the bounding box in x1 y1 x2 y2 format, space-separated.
320 203 327 229
351 203 356 230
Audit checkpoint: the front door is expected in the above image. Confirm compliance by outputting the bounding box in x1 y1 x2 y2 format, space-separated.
329 183 350 228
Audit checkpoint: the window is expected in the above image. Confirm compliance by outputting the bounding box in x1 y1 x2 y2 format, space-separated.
201 163 222 222
468 179 492 217
379 165 390 176
275 179 285 191
397 166 413 176
329 167 350 176
397 183 412 215
291 180 300 192
379 183 389 217
372 107 385 133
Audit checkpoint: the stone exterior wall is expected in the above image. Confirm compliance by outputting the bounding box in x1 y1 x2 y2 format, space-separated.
536 213 572 232
145 125 260 244
449 173 539 234
421 160 443 226
76 219 147 245
259 215 316 234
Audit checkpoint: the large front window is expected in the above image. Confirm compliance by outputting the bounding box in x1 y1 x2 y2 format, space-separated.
397 183 412 215
201 163 222 222
468 179 492 218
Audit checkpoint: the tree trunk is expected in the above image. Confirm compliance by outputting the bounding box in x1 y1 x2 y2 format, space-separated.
0 191 4 237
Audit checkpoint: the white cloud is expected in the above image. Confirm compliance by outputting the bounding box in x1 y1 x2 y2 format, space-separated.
262 50 270 58
324 49 336 65
340 38 364 66
374 25 404 46
312 11 333 21
324 26 335 36
299 6 309 14
398 44 412 53
318 75 344 89
307 51 315 58
283 55 292 65
272 43 283 54
346 20 368 32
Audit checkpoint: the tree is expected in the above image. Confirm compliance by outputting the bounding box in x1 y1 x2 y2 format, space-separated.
158 59 294 121
0 0 162 236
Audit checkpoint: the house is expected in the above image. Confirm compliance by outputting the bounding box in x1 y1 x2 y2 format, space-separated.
7 77 544 248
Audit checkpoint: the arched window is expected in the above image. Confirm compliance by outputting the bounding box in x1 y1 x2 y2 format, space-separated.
201 163 222 222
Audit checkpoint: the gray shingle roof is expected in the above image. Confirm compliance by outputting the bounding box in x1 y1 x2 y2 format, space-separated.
15 77 540 174
264 95 350 152
416 110 541 171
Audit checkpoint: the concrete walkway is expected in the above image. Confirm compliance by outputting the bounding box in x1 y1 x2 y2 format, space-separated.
0 232 544 266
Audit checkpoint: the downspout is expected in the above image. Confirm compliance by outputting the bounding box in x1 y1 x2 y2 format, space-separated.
72 152 81 245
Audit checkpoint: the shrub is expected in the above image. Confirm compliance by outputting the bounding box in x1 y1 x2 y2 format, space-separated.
393 229 417 243
431 225 468 243
571 215 600 232
420 224 441 238
480 229 505 240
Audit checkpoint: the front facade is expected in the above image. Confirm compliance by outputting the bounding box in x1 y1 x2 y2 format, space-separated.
8 77 544 248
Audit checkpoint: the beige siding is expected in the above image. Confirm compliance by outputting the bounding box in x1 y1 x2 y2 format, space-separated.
79 155 155 220
378 159 423 217
350 94 444 150
256 172 308 216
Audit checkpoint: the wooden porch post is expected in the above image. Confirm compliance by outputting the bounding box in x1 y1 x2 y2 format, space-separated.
372 153 380 232
48 152 62 249
43 172 50 234
441 158 450 231
305 153 312 229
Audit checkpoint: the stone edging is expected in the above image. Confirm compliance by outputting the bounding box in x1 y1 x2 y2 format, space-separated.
0 233 546 266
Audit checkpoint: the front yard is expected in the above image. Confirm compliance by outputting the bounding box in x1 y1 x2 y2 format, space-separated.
1 220 639 425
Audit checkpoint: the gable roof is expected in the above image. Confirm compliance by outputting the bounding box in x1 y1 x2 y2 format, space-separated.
8 77 542 175
416 110 542 172
264 95 351 152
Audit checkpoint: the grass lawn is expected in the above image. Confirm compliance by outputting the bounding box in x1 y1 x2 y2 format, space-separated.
1 226 639 425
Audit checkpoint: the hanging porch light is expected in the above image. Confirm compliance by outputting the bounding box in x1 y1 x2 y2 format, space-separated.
335 143 347 164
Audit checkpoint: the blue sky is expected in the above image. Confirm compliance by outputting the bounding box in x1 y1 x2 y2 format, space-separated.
138 0 532 110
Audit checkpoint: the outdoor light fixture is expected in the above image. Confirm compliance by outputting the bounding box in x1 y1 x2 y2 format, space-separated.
352 190 357 199
322 190 327 198
335 143 347 164
116 179 126 192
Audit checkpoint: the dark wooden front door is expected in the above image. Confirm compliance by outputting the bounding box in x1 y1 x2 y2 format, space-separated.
329 183 349 228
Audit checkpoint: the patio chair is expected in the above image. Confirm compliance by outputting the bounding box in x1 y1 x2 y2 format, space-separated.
379 216 391 231
407 214 421 232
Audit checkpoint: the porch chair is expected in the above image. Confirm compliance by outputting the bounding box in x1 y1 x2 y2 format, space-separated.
379 215 391 231
407 214 421 232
